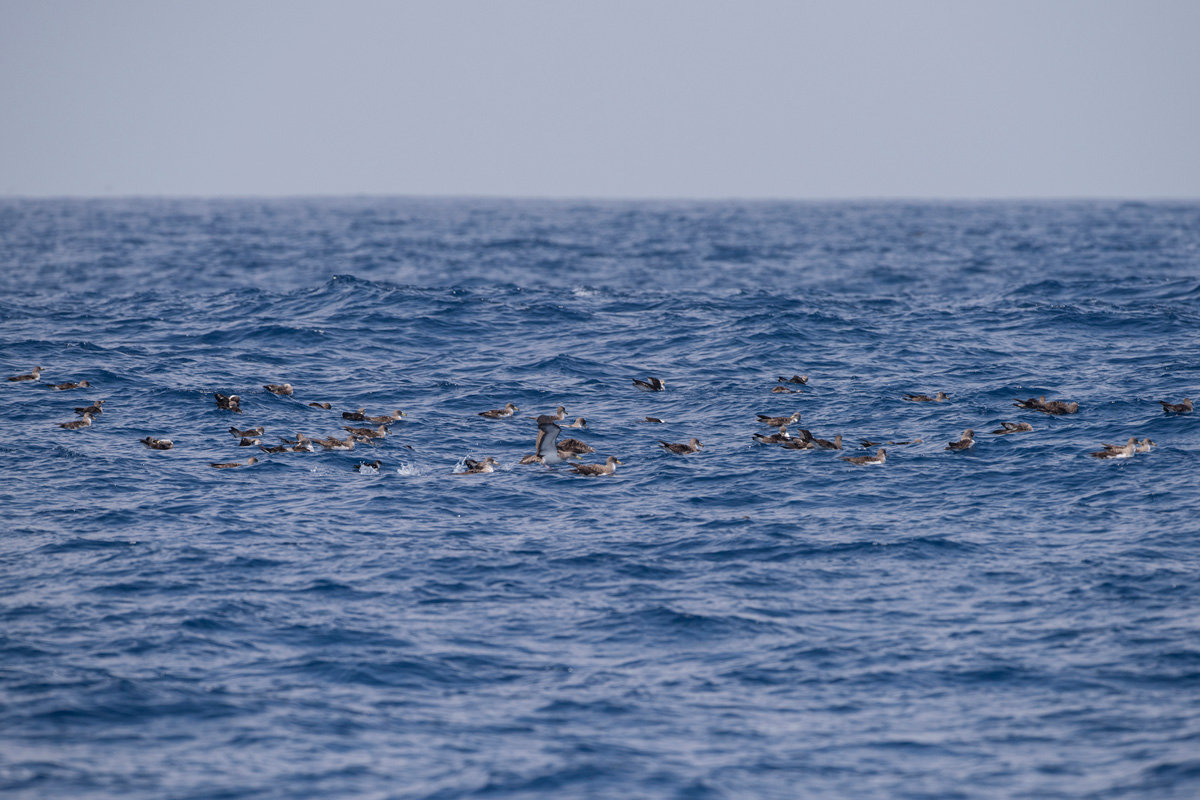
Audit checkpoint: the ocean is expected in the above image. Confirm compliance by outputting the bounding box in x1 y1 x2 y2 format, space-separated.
2 197 1199 799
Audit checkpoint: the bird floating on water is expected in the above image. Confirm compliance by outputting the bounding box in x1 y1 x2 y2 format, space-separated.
264 384 293 396
757 411 801 427
991 422 1033 435
842 448 886 465
7 366 44 382
904 392 948 403
210 457 257 469
308 401 332 409
58 413 92 430
752 425 791 444
658 438 702 454
215 393 242 413
74 400 104 416
230 425 263 438
1159 397 1192 414
633 377 665 392
945 429 975 451
140 436 173 450
571 456 623 476
479 403 519 419
777 375 808 384
51 380 90 391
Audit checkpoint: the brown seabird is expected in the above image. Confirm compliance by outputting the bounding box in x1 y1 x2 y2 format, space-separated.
308 401 332 409
1014 396 1078 415
458 456 498 474
527 406 567 425
342 408 367 420
1159 398 1193 414
479 402 519 419
571 456 623 476
777 375 809 384
771 386 802 394
1134 438 1156 453
658 438 702 454
264 384 293 396
343 424 389 439
757 411 802 427
945 429 975 451
904 392 948 403
632 377 666 392
210 457 258 469
557 437 595 455
364 409 406 424
58 413 92 429
566 417 588 429
640 417 665 424
238 437 262 447
813 433 843 450
229 426 264 438
991 422 1033 435
315 435 355 451
842 448 886 465
1090 440 1135 459
519 419 577 465
752 425 791 444
7 366 45 382
74 400 104 416
140 437 173 450
215 393 242 413
51 380 90 391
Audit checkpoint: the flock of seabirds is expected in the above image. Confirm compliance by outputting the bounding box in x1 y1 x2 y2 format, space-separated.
8 365 1194 474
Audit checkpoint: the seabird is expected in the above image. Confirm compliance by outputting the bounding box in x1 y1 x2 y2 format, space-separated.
752 425 791 444
813 433 843 450
777 375 808 384
7 366 44 382
315 435 355 451
257 443 289 453
658 438 702 454
632 377 665 392
772 386 802 394
945 429 975 451
51 380 90 391
757 411 802 427
528 406 567 424
522 420 577 465
140 437 173 450
364 409 406 424
279 433 312 446
991 422 1033 435
566 417 588 428
74 399 104 416
210 457 258 469
1159 398 1193 414
479 403 519 419
308 401 332 409
355 460 383 472
342 408 367 420
570 456 623 476
229 426 264 438
343 424 389 439
1098 436 1137 453
781 437 815 450
641 417 665 424
459 456 498 474
557 437 595 455
1090 441 1135 459
215 393 242 413
238 438 262 447
58 413 92 429
264 384 293 396
1014 396 1078 415
842 448 886 465
904 392 948 403
1041 399 1079 415
1134 438 1157 453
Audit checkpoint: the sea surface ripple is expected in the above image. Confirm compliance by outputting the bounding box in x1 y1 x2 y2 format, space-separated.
2 198 1200 799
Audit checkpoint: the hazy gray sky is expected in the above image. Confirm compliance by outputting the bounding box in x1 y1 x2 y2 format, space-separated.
1 1 1197 199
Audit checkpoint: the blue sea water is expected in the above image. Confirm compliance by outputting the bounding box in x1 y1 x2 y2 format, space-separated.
2 197 1199 799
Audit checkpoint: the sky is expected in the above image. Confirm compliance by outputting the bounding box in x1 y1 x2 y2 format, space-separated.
1 1 1197 199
